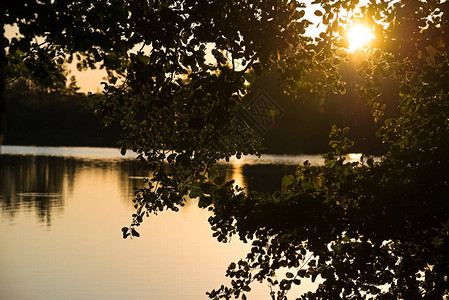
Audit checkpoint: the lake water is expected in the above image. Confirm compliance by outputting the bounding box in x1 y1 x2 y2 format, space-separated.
0 146 353 299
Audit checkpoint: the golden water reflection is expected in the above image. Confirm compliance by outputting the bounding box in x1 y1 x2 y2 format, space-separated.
0 153 312 299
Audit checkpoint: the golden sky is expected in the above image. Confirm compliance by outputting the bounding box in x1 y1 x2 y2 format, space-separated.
5 0 373 94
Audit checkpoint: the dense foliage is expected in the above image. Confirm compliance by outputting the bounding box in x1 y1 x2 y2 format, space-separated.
3 0 449 298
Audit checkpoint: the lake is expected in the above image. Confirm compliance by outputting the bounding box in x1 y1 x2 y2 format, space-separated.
0 146 358 299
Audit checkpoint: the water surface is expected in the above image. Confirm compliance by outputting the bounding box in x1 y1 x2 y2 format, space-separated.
1 146 328 299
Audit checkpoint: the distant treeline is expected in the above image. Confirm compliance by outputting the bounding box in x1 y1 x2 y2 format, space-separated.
4 69 398 154
248 63 399 155
4 81 121 148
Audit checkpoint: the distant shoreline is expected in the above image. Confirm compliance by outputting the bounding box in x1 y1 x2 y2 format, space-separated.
4 83 388 156
1 145 378 166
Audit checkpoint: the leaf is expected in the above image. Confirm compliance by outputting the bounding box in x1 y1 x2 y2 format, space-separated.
189 188 202 199
136 53 150 66
131 228 140 237
282 175 295 187
109 76 118 85
314 10 323 16
279 279 291 290
121 227 129 239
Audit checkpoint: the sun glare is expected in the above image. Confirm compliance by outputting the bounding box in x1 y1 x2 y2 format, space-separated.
347 25 375 52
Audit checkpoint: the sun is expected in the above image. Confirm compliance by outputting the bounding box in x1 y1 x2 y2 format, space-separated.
347 25 375 52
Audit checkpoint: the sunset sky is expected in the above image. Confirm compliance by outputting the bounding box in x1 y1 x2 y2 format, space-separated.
5 1 374 94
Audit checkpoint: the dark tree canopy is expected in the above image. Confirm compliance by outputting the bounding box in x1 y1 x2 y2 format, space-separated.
3 0 449 299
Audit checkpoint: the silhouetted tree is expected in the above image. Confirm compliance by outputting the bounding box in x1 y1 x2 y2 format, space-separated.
4 0 449 298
